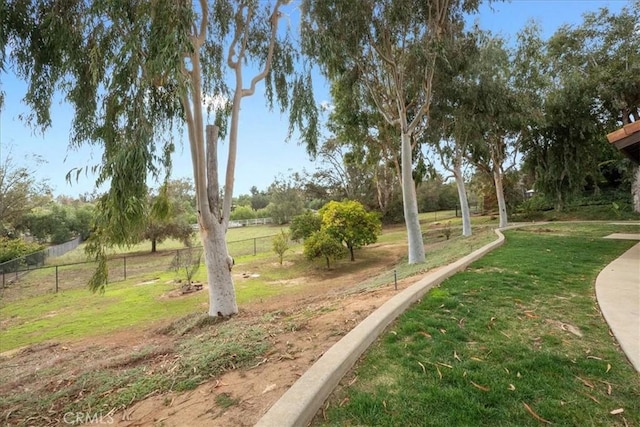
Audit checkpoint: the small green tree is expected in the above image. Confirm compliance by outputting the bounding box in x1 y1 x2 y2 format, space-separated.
268 175 306 225
289 211 322 241
272 229 290 265
319 200 381 261
303 230 347 270
143 183 194 253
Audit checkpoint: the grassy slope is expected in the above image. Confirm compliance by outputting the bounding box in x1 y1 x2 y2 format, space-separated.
0 218 497 352
318 223 640 427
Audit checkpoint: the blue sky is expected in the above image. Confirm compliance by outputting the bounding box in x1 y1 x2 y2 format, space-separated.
0 0 629 198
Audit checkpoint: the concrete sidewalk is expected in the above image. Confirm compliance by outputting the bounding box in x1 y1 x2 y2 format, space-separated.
596 236 640 372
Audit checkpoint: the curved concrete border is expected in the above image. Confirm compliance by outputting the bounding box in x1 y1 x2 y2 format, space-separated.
595 241 640 372
256 228 506 427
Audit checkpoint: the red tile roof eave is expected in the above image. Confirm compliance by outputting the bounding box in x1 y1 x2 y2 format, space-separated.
607 121 640 144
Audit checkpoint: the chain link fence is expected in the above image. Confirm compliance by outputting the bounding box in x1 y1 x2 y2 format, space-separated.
0 234 287 303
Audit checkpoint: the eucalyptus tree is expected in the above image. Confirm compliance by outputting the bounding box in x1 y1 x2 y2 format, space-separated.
426 30 480 236
523 2 640 209
573 2 640 125
464 33 523 228
2 0 316 317
301 0 481 264
322 74 403 221
521 4 640 210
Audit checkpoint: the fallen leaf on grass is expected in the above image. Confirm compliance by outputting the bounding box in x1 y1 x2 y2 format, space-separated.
348 376 358 386
437 362 453 369
454 351 462 362
339 397 349 407
471 357 483 362
610 408 624 415
576 376 594 388
508 384 516 391
560 323 583 337
606 363 611 373
470 381 490 391
582 392 600 404
524 311 539 319
418 331 432 339
418 361 426 374
599 380 612 395
323 401 330 420
439 328 447 334
523 402 552 424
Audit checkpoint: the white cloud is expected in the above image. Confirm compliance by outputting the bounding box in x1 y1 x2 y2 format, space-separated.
320 100 335 113
203 94 229 112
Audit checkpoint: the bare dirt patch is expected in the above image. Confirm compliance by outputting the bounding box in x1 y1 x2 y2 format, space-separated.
0 241 439 426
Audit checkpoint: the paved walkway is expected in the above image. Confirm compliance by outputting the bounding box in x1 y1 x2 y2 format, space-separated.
596 235 640 372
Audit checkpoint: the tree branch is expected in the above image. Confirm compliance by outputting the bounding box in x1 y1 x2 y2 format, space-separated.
241 0 284 97
227 5 246 68
206 124 220 215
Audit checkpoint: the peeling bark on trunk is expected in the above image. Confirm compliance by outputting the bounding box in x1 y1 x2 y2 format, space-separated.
201 221 237 317
177 1 284 317
196 125 238 317
493 168 508 228
401 131 426 264
453 162 472 237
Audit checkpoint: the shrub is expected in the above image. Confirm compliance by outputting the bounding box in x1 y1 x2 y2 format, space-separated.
272 230 291 265
303 230 347 270
0 237 44 264
230 205 256 221
289 211 321 241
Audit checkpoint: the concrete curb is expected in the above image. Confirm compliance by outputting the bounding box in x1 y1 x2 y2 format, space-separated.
256 228 506 427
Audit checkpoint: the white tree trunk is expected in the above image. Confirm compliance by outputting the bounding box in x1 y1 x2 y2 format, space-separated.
493 168 508 228
201 222 238 317
400 132 425 263
633 166 640 214
453 162 472 237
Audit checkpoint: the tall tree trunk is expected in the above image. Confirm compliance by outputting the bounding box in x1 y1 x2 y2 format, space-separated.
453 161 472 237
201 220 237 316
151 239 157 253
493 168 508 228
400 131 426 263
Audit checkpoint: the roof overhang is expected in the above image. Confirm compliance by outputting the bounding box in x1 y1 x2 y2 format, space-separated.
607 121 640 164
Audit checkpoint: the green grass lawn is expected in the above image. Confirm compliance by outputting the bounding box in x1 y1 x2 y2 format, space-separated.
317 223 640 427
0 221 501 352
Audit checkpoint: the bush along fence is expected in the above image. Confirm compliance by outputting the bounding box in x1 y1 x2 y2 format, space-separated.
0 234 290 302
0 237 82 285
